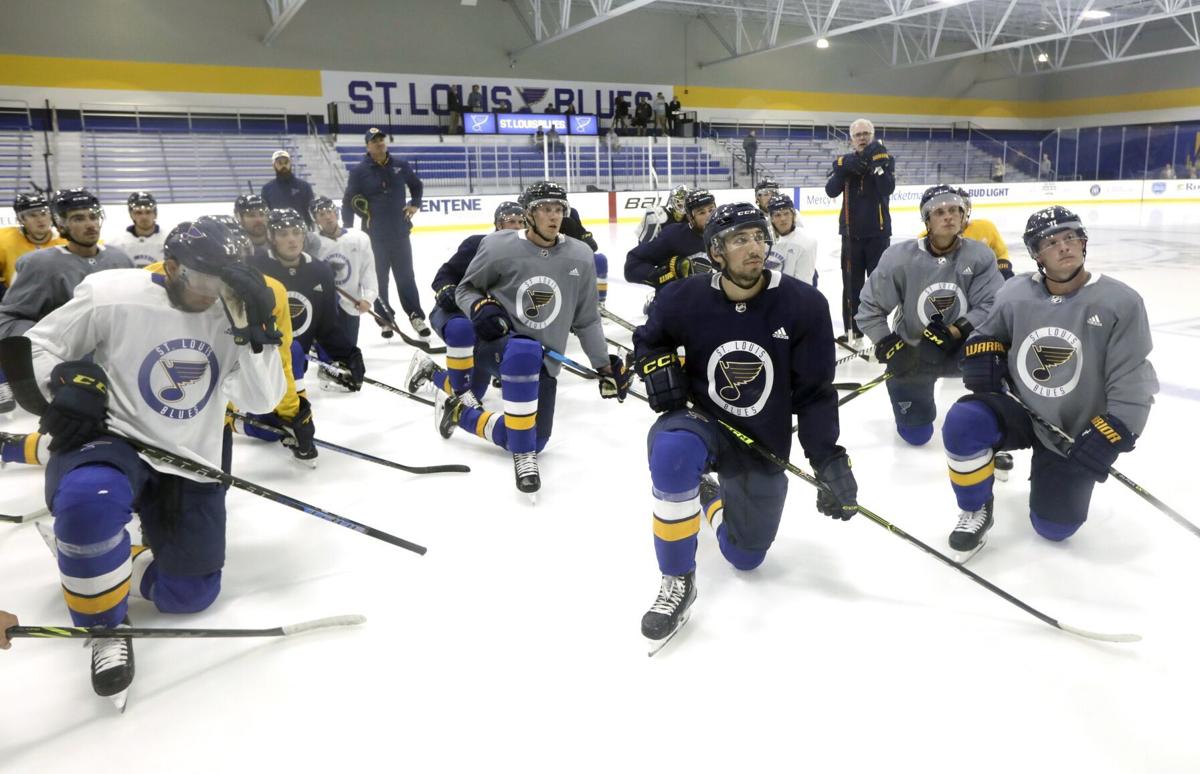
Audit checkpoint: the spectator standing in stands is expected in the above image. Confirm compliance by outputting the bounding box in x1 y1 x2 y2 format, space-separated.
342 128 430 340
547 126 562 153
991 158 1005 182
634 97 652 137
653 93 668 137
613 95 630 132
448 88 464 135
107 191 166 268
743 130 758 179
467 84 483 113
667 95 682 136
261 150 315 227
1040 153 1054 180
824 117 895 345
1162 164 1176 180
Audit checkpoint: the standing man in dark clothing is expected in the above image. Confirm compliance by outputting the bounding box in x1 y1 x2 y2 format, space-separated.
341 128 431 339
261 150 315 227
447 88 464 135
742 131 758 179
824 118 895 345
667 95 682 136
466 84 483 113
613 95 630 132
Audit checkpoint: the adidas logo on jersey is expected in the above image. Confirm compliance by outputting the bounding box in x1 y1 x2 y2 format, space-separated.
772 327 788 340
568 267 580 276
1087 314 1102 327
961 266 973 275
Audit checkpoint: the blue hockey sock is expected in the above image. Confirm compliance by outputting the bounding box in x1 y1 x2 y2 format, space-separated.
943 399 1003 511
594 252 608 304
649 429 706 577
500 336 542 454
442 315 476 396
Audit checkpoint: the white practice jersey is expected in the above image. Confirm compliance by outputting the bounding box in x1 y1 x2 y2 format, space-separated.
107 226 167 268
636 205 683 244
767 227 819 285
27 269 286 481
314 227 378 314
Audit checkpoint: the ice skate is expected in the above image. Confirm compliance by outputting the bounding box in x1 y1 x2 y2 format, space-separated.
642 571 696 656
405 353 438 394
949 497 994 563
513 451 540 502
90 617 134 713
409 313 432 340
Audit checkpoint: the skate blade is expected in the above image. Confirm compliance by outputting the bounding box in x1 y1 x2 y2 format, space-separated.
36 519 58 559
646 609 692 657
994 469 1010 483
108 690 129 713
525 492 538 506
951 534 989 565
289 455 319 470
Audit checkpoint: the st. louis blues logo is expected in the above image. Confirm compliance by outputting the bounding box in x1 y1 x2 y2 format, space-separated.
917 282 966 325
288 290 314 337
517 87 549 108
515 275 561 330
707 341 774 418
470 114 492 132
574 116 593 132
137 339 221 420
323 253 351 285
1016 326 1082 398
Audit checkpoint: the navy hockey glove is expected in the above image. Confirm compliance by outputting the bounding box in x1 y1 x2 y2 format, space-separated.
470 297 513 341
320 350 365 392
434 283 460 314
280 396 317 461
960 336 1008 393
918 314 962 365
864 140 891 175
1068 413 1136 483
40 361 109 453
814 451 858 520
873 333 916 374
220 263 281 353
638 351 688 413
652 257 691 287
840 152 868 175
598 354 632 402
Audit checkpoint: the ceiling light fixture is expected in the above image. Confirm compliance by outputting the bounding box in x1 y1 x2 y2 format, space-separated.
1080 10 1111 20
1036 52 1050 63
816 37 830 49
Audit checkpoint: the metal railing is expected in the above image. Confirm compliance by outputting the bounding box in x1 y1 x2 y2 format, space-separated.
79 103 290 134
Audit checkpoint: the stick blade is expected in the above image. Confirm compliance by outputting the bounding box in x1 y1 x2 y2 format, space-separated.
280 614 367 636
1058 622 1142 643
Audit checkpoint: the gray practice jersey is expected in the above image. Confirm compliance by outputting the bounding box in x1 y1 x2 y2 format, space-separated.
0 244 133 337
974 272 1158 450
456 229 608 377
856 236 1005 345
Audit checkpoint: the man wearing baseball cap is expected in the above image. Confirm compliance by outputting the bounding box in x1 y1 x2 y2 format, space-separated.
340 128 430 339
261 148 315 227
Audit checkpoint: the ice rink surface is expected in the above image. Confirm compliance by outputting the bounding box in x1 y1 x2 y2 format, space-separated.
2 196 1199 773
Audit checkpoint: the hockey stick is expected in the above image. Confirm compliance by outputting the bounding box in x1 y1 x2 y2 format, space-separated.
335 287 446 355
836 337 871 363
542 348 650 404
0 506 50 524
1003 385 1198 539
715 418 1140 643
606 337 632 354
7 614 366 640
837 371 894 406
0 337 427 556
228 410 469 475
307 355 436 407
599 305 638 333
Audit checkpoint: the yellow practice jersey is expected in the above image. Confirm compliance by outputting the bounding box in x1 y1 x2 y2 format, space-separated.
919 218 1011 274
0 226 66 286
144 261 300 419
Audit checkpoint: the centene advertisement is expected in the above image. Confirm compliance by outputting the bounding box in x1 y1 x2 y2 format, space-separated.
321 70 671 119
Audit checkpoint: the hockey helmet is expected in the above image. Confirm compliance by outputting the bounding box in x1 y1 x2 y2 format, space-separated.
667 184 690 214
493 200 524 228
684 188 716 218
519 181 569 213
163 218 239 286
767 193 795 214
703 202 772 258
919 184 967 223
12 191 50 216
234 194 267 217
309 196 338 220
1023 206 1087 260
267 208 306 237
51 188 103 230
127 191 157 210
754 177 779 195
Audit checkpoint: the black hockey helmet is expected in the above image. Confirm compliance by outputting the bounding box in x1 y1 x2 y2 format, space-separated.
703 202 772 258
767 193 795 214
684 188 716 218
754 177 779 195
953 186 973 220
201 214 252 260
519 181 568 212
309 195 338 220
919 184 967 223
493 200 524 228
51 188 103 230
1023 206 1087 260
267 208 306 237
164 219 239 276
13 191 50 216
127 191 157 210
234 194 267 217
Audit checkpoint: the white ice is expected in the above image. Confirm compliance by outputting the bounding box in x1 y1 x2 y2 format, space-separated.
2 198 1199 773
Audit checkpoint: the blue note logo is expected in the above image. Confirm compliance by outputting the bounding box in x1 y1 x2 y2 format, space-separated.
288 290 314 337
323 252 351 285
1016 326 1082 398
467 113 496 134
137 339 221 420
517 87 549 108
917 282 966 325
515 275 561 330
707 341 773 418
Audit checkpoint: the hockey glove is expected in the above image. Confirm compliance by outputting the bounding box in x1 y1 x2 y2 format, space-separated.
434 283 460 314
220 263 282 353
280 396 318 462
652 257 691 287
840 152 868 176
873 333 916 375
919 314 961 365
470 297 513 341
1068 413 1135 483
864 140 891 175
598 354 632 402
320 350 365 393
41 361 110 453
960 336 1008 393
637 351 688 414
814 451 858 520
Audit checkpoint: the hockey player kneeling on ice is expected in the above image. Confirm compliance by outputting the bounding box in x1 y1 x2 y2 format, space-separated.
632 203 857 652
22 218 285 708
446 181 629 496
765 193 819 286
856 185 1004 446
942 206 1158 555
625 189 716 315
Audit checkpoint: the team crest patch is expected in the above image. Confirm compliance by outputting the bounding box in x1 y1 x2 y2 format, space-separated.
1016 326 1082 398
324 253 351 284
137 339 221 420
288 291 314 336
515 275 561 330
707 340 774 418
917 282 967 325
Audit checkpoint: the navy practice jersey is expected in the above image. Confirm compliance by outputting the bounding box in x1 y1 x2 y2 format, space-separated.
634 271 843 466
431 232 486 302
624 221 708 286
250 251 360 362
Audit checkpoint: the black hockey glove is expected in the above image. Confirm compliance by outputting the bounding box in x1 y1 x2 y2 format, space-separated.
637 351 688 413
598 354 632 402
280 396 317 462
652 256 691 287
1068 413 1136 483
41 361 110 453
320 350 365 393
873 332 916 374
918 314 962 365
960 336 1008 393
814 451 858 520
840 152 868 175
220 263 281 353
434 283 460 314
864 140 891 175
470 297 513 341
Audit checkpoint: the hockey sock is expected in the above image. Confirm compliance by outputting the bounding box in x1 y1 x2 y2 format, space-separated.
443 315 476 396
1 431 48 465
499 336 541 455
290 340 308 393
53 465 135 628
594 252 608 304
701 484 724 531
943 399 1003 511
648 429 706 577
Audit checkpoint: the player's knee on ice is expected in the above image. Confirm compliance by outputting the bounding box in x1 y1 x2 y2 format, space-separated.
943 398 1003 456
715 523 767 571
896 423 934 446
147 570 223 614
